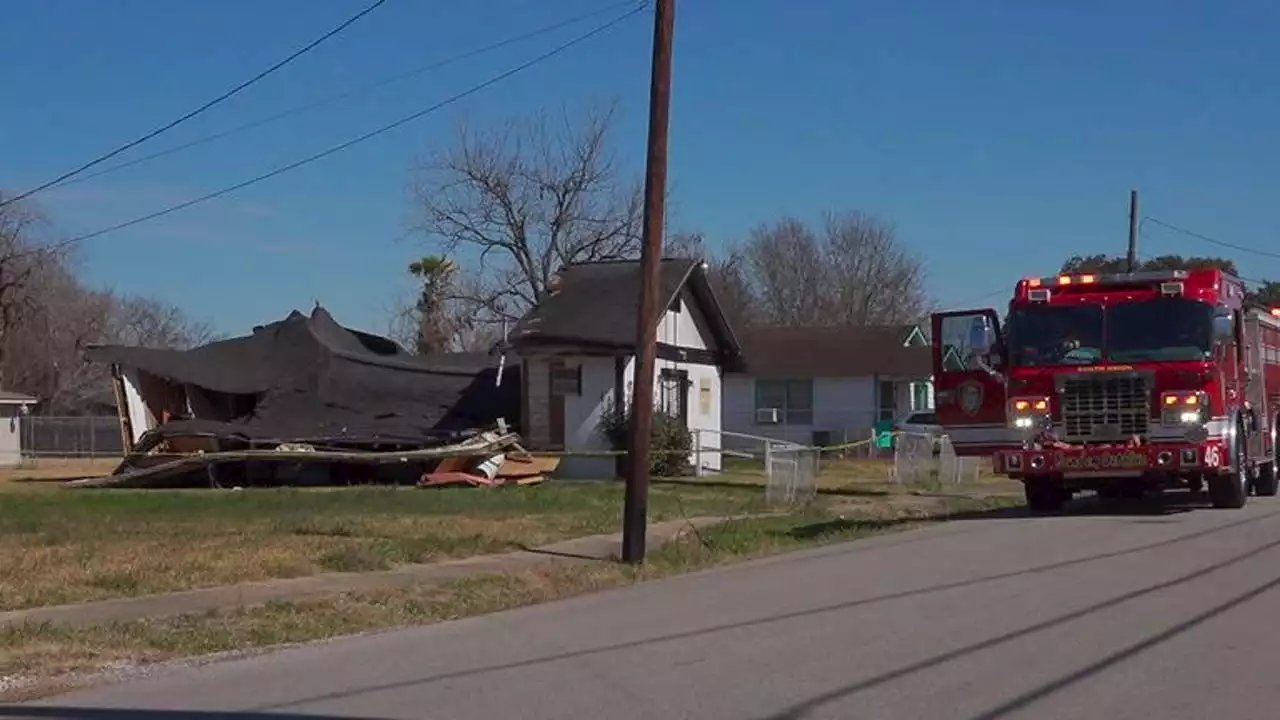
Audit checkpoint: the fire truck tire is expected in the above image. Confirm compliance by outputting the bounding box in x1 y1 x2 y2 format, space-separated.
1208 433 1249 509
1024 482 1068 513
1254 462 1278 497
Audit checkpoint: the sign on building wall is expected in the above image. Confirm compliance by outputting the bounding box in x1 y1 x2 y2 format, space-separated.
699 377 712 415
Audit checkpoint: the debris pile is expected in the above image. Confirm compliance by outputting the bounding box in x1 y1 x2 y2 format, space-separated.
68 427 561 489
77 306 540 489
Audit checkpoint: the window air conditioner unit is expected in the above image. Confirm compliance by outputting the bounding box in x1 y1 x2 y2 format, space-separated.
756 408 780 424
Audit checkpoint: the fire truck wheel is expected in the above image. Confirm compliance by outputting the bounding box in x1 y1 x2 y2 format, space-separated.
1208 434 1249 509
1024 481 1068 514
1254 462 1278 497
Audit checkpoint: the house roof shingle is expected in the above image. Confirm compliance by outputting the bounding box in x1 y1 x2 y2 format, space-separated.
510 258 743 364
734 324 932 378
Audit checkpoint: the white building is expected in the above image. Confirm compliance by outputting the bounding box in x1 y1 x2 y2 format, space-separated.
722 324 934 447
0 391 37 467
508 258 744 479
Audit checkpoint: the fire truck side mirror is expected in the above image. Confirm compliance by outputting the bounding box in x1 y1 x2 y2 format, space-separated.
1212 311 1234 343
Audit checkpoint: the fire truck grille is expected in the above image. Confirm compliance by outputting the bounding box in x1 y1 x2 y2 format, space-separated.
1060 375 1149 442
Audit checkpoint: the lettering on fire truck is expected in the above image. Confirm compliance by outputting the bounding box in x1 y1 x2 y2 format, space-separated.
1054 452 1148 471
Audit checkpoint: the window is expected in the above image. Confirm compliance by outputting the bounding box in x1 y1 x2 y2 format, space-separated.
877 380 896 422
1108 298 1213 363
754 379 813 425
549 365 581 396
659 369 688 421
909 381 930 411
1007 304 1104 367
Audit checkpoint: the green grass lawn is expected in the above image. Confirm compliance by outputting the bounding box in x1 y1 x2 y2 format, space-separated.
0 480 766 612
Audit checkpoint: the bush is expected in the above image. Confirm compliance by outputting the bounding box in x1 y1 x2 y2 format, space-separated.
598 401 693 478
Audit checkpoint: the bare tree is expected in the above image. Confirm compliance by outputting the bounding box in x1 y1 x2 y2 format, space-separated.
820 211 929 325
0 193 64 386
410 104 642 329
0 192 216 412
741 211 928 327
663 231 760 330
101 294 218 350
0 262 110 413
742 217 828 326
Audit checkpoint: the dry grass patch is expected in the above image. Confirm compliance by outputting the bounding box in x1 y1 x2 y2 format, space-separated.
682 455 1021 500
0 482 766 611
0 490 1023 696
0 458 120 489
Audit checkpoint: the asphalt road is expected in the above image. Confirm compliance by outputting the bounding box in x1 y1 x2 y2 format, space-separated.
15 495 1280 719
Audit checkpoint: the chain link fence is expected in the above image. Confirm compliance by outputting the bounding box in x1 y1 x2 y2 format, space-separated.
890 430 983 487
764 444 819 507
21 415 125 459
693 426 990 500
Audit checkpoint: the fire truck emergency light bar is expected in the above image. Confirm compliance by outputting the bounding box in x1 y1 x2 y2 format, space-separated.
1024 270 1190 302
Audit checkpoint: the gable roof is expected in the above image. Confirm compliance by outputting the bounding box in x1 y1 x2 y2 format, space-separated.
733 324 932 378
509 258 744 365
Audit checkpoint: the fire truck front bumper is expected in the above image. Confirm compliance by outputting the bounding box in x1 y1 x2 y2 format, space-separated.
993 440 1231 477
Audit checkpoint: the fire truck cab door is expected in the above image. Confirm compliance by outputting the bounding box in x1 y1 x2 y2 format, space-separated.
931 309 1010 456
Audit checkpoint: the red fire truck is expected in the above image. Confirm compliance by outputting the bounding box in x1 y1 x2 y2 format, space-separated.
931 268 1280 512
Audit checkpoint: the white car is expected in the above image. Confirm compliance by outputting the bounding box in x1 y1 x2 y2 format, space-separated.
894 410 941 436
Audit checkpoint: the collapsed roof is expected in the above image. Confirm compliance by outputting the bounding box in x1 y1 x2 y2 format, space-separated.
86 307 520 447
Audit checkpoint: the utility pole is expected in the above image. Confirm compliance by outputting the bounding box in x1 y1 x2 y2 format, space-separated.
1126 188 1139 273
622 0 675 565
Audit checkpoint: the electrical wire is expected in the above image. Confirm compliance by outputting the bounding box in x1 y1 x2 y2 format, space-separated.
941 287 1008 310
1142 216 1280 261
52 1 640 190
46 1 648 252
0 0 391 208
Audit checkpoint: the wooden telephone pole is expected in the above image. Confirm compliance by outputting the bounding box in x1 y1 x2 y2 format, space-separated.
1126 188 1139 272
622 0 675 564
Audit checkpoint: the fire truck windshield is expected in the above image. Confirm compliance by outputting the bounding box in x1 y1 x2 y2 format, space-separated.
1107 297 1213 362
1009 305 1103 367
1008 297 1214 367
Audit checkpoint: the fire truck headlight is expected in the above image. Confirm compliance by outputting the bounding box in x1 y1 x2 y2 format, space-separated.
1009 396 1051 430
1161 391 1209 425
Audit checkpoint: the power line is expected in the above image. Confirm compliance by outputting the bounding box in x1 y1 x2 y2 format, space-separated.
0 0 391 209
52 1 639 190
48 2 648 252
1142 216 1280 260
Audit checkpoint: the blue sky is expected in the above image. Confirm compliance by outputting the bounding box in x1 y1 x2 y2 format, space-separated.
4 0 1279 335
